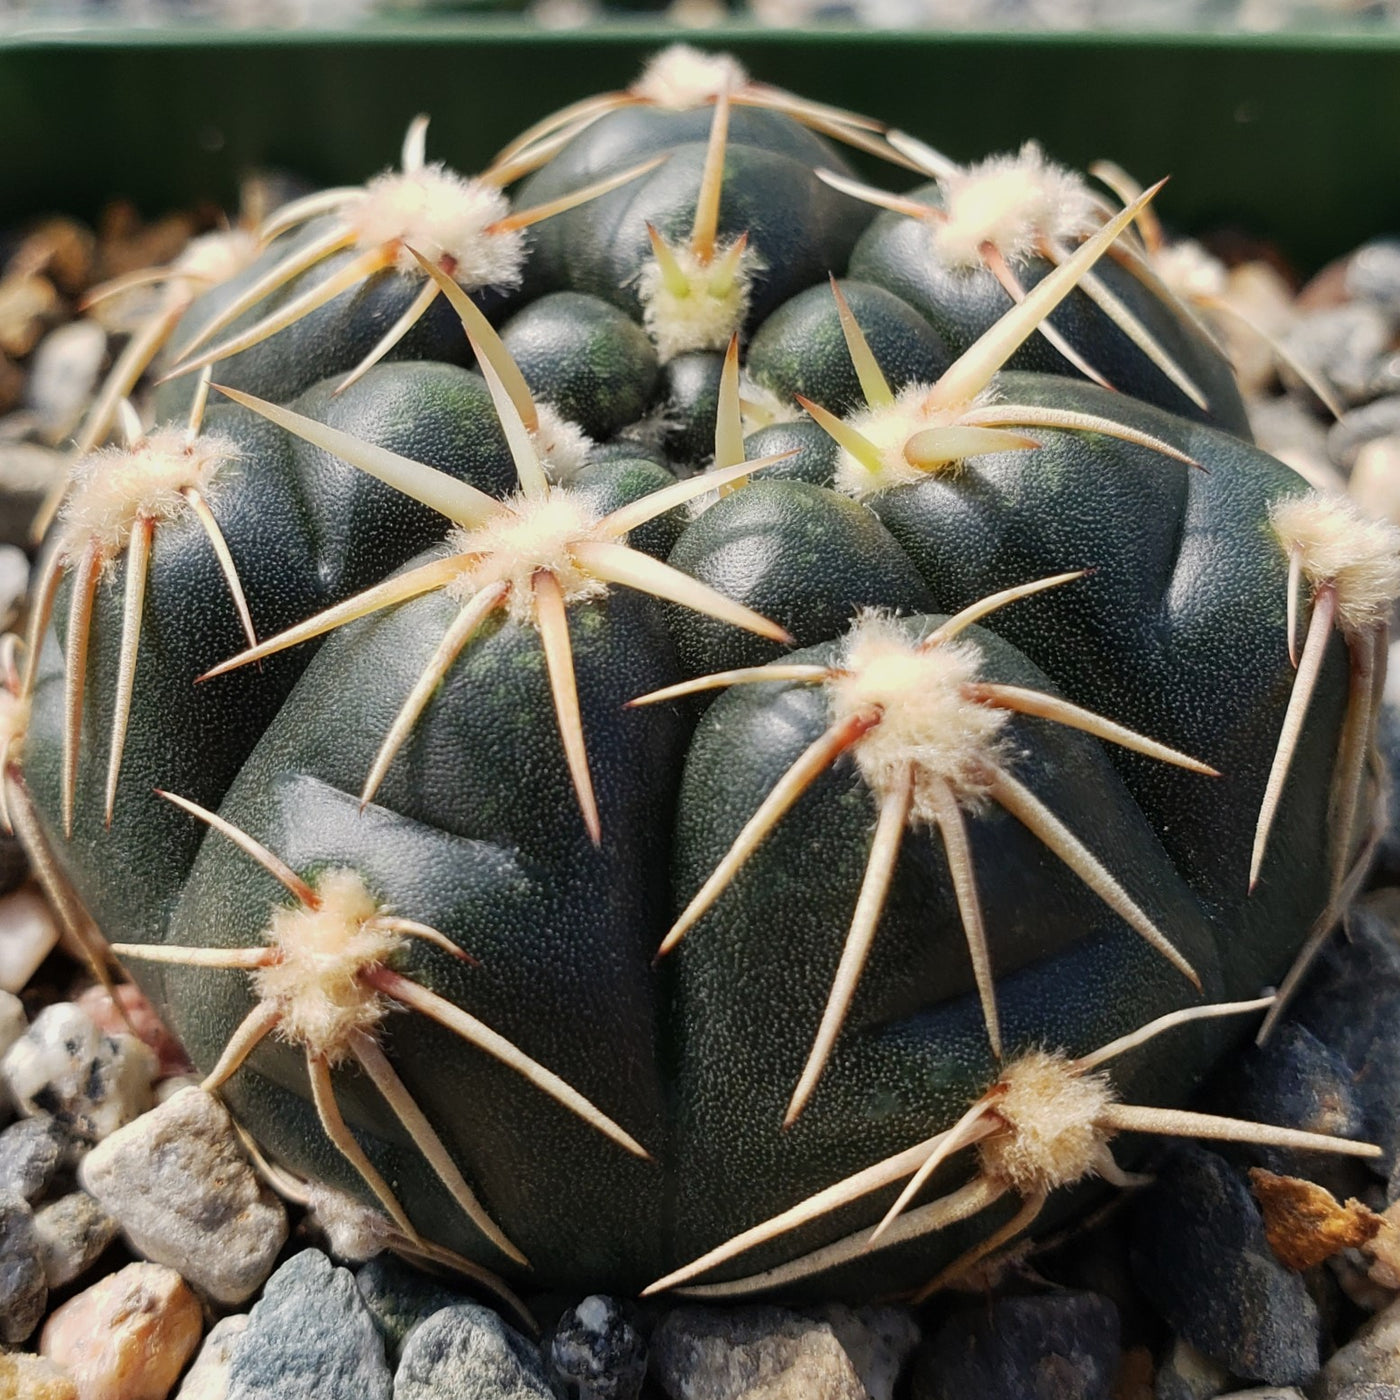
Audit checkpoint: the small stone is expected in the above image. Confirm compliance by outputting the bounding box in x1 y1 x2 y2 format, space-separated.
0 1115 75 1201
356 1254 466 1359
0 1192 46 1343
0 542 28 627
80 1087 287 1305
1153 1336 1230 1400
226 1248 391 1400
911 1292 1119 1400
25 319 107 444
0 885 60 994
1335 1388 1400 1399
1282 304 1392 406
650 1305 866 1400
75 984 191 1081
176 1314 249 1400
0 1351 78 1400
0 273 59 357
1351 437 1400 529
808 1304 919 1400
1209 1021 1369 1191
1315 1294 1400 1397
1346 239 1400 317
1290 893 1400 1173
34 1191 120 1287
1216 1391 1306 1399
41 1261 203 1400
0 440 64 546
550 1294 646 1400
1131 1147 1320 1386
2 1001 157 1142
394 1303 555 1400
1329 396 1400 472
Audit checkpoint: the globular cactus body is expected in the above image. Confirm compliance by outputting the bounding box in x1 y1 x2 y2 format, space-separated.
7 46 1393 1303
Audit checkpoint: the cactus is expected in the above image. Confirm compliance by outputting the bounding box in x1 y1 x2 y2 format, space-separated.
5 46 1394 1304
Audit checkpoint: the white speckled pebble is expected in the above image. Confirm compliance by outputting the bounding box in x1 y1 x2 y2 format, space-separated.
2 1002 157 1141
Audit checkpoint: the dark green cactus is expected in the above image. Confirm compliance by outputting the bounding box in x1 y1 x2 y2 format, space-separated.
4 45 1393 1308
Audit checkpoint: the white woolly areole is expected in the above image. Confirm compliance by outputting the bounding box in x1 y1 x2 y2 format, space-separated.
1271 490 1400 634
630 45 749 109
532 404 595 485
170 229 261 293
739 377 805 430
1153 239 1228 304
447 491 611 623
348 166 524 288
255 867 403 1065
933 143 1099 270
977 1049 1117 1197
60 429 239 559
637 240 762 363
825 614 1011 823
835 382 995 499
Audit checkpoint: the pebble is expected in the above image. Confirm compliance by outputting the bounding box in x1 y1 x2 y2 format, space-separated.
1282 304 1393 406
1346 238 1400 318
1315 1294 1400 1397
1208 1021 1369 1192
34 1191 120 1288
550 1294 647 1400
808 1304 919 1400
0 1351 78 1400
1328 396 1400 471
911 1292 1119 1400
1130 1146 1320 1387
0 1115 75 1201
0 542 28 627
355 1254 466 1359
0 885 60 994
0 440 64 547
225 1248 391 1400
74 984 191 1082
1349 435 1400 527
41 1261 203 1400
25 319 105 444
394 1303 555 1400
649 1305 866 1400
1288 893 1400 1173
80 1087 286 1305
1153 1336 1230 1400
0 1191 46 1343
2 1001 157 1142
176 1315 249 1400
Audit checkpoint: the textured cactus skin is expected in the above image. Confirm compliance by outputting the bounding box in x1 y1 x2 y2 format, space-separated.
13 71 1365 1299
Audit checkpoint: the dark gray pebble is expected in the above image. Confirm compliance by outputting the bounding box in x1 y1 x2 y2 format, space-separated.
911 1292 1119 1400
1131 1146 1319 1387
1327 396 1400 470
227 1248 392 1400
550 1295 645 1400
355 1254 466 1360
393 1302 555 1400
0 1192 45 1344
1206 1021 1368 1191
1289 894 1400 1174
0 1115 73 1203
1345 239 1400 318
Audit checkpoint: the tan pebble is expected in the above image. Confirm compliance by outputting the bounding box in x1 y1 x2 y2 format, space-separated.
0 1351 78 1400
75 984 192 1080
40 1262 203 1400
0 274 60 358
